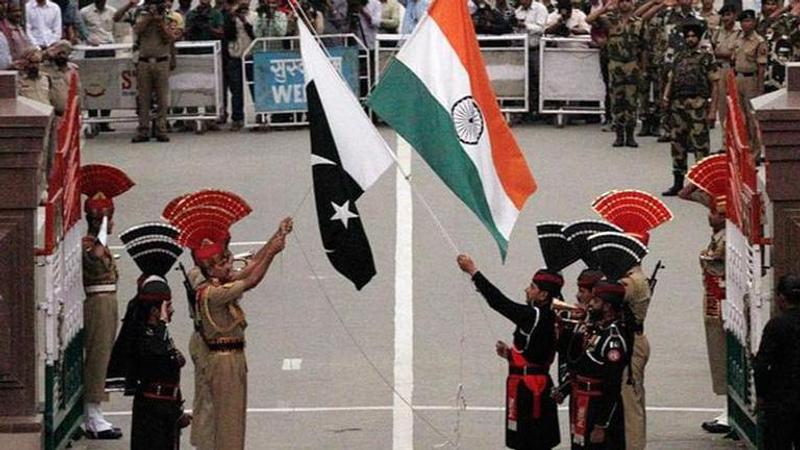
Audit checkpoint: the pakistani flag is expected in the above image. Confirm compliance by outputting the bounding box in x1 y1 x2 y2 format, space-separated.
300 20 393 289
368 0 537 259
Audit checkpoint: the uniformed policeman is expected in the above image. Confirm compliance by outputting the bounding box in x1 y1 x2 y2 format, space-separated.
178 202 292 450
42 40 80 116
132 0 175 143
733 9 767 157
661 20 719 196
79 164 135 440
17 48 51 106
588 0 646 148
711 4 739 132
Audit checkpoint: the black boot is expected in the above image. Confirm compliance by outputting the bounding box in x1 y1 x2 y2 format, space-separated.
637 118 653 136
613 126 624 147
662 172 684 196
625 126 639 147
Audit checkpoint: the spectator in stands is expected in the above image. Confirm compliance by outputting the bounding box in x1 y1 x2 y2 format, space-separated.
401 0 427 33
495 0 516 28
473 0 513 34
321 0 349 33
112 0 142 44
545 0 591 36
26 0 62 48
541 0 555 14
185 0 225 132
216 0 234 125
1 0 35 63
378 0 402 33
224 0 254 131
515 0 548 117
351 0 382 49
253 0 289 39
17 48 51 104
81 0 117 132
177 0 192 18
297 0 325 34
56 0 89 44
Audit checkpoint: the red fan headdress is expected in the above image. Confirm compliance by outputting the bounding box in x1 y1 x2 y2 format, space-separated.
164 190 252 263
686 154 728 213
591 189 673 246
79 164 135 217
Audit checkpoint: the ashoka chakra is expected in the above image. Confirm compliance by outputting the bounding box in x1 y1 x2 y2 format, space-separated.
451 96 484 145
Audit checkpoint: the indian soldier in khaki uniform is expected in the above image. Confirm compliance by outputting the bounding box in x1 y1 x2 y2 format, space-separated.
79 164 135 440
132 0 174 143
174 189 292 450
17 48 51 105
589 0 646 148
732 9 767 158
187 265 215 449
711 4 739 132
661 20 719 196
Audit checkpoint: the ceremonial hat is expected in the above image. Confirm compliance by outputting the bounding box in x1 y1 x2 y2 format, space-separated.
536 222 580 272
164 189 252 263
738 9 756 21
79 164 135 217
686 154 728 213
587 231 647 282
563 219 623 268
592 280 626 307
120 222 182 280
591 189 672 247
718 3 736 14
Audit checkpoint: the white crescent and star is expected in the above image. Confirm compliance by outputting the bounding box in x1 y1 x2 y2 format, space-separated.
311 154 337 166
330 200 359 229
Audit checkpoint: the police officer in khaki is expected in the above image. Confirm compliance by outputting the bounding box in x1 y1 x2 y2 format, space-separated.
42 40 79 116
132 0 174 143
17 48 51 105
186 215 292 449
732 9 767 157
711 4 739 132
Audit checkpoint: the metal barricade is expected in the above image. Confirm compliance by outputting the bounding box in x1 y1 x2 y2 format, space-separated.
242 34 370 128
539 36 605 126
375 33 529 116
73 41 223 135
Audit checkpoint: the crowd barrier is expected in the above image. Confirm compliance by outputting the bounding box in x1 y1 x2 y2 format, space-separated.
376 33 530 117
539 36 605 126
73 41 223 135
242 34 369 128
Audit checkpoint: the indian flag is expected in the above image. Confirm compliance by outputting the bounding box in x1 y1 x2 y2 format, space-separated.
368 0 537 259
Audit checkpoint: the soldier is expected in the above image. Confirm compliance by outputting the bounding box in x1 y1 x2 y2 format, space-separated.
16 48 51 105
588 0 646 148
754 274 800 449
677 154 731 434
762 0 800 93
132 0 175 143
42 39 79 116
661 20 719 196
177 194 292 450
633 0 670 137
756 0 781 36
732 9 767 158
711 4 739 132
698 0 719 32
456 253 563 450
79 164 135 440
110 222 191 449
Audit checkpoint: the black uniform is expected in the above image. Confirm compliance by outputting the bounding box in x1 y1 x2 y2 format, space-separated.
753 306 800 450
473 272 560 450
563 321 627 450
131 321 185 450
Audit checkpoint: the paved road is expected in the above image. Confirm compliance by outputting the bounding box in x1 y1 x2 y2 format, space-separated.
78 120 745 449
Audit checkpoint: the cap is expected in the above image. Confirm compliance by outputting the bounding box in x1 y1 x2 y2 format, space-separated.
138 275 172 304
577 268 604 290
718 3 736 14
680 19 706 37
738 9 756 21
592 280 626 307
591 189 673 247
79 164 135 218
533 268 565 299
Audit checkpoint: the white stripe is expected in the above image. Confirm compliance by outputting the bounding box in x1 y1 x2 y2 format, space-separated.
396 21 519 239
299 21 392 191
104 405 724 416
394 137 414 450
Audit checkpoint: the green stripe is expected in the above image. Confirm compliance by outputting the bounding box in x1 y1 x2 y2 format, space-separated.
368 60 508 258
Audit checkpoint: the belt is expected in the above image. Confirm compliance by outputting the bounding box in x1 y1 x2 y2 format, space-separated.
140 382 181 400
736 71 755 77
574 376 603 392
509 365 549 376
207 340 245 352
138 56 170 63
85 284 116 294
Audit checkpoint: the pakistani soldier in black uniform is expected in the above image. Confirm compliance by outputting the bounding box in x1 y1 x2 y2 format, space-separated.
456 222 580 450
754 274 800 450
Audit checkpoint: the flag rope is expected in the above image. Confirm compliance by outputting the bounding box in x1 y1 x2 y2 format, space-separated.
289 227 459 447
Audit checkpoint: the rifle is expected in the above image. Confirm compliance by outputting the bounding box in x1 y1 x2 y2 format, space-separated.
648 260 664 294
177 262 199 330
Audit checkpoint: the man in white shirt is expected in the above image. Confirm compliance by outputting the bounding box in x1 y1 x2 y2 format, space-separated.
545 0 590 37
25 0 62 48
514 0 548 117
80 0 116 45
355 0 382 49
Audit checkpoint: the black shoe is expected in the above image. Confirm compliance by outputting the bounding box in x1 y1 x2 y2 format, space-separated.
85 428 123 440
636 120 653 137
613 128 624 147
98 124 115 132
131 135 149 143
662 173 684 196
155 134 170 142
701 420 732 434
625 126 639 148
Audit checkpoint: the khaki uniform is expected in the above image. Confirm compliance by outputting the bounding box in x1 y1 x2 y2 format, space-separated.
197 278 249 450
82 236 119 404
711 24 740 128
44 63 79 116
620 266 652 450
701 228 727 395
18 72 51 106
700 9 720 33
733 31 767 157
187 267 215 449
134 8 173 138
